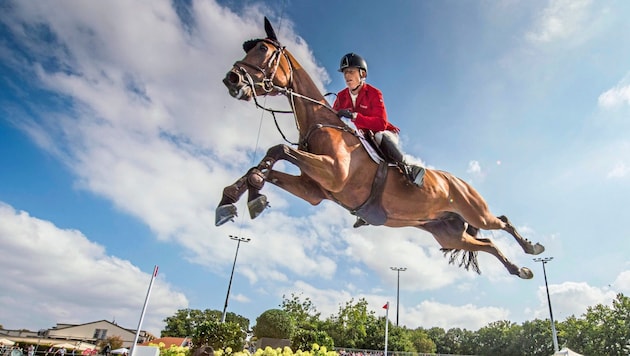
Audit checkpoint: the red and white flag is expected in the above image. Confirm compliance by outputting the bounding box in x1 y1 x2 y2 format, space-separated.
383 302 389 310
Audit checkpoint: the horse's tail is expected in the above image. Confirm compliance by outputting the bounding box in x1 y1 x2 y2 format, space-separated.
441 248 481 274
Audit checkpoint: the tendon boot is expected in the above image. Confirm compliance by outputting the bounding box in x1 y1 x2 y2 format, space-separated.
379 134 425 187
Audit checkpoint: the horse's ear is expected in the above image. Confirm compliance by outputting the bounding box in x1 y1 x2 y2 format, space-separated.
264 17 278 42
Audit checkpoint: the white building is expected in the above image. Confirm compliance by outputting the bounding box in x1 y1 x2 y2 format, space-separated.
0 320 155 349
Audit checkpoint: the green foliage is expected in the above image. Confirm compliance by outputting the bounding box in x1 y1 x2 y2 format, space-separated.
290 330 334 353
253 309 293 339
162 309 249 337
323 298 372 349
193 319 245 351
475 320 520 356
281 293 333 351
515 319 555 356
161 293 630 355
98 336 123 350
568 293 630 355
149 344 190 356
407 327 437 353
281 293 321 327
214 345 336 356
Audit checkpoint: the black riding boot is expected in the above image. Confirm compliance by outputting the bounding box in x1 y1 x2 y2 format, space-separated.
379 134 425 187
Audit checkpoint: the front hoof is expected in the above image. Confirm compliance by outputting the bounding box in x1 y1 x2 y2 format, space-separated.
531 243 545 255
215 204 238 226
248 195 269 219
518 267 534 279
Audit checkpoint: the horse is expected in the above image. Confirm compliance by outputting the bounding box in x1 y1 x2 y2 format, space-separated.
217 17 544 279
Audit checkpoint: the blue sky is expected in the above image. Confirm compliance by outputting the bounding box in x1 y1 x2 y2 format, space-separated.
1 0 630 337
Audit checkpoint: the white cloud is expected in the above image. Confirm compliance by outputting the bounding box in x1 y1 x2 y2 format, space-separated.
533 281 618 320
526 0 594 44
467 160 481 175
232 294 251 303
3 0 339 286
612 271 630 294
598 81 630 109
405 300 510 330
3 0 628 336
0 202 188 335
607 161 629 178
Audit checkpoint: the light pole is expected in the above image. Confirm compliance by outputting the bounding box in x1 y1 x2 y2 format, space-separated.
534 257 559 353
390 266 407 326
222 235 251 323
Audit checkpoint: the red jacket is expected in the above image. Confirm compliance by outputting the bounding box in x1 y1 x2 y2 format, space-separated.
333 83 400 133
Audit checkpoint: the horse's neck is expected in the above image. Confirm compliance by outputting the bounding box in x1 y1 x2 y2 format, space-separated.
290 68 340 136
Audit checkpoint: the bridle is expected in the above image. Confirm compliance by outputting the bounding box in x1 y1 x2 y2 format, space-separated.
233 39 293 95
230 40 348 148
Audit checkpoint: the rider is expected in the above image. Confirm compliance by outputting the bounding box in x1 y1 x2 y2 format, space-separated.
333 52 425 187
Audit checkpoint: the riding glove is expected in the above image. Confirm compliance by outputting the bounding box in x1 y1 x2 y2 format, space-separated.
337 109 353 119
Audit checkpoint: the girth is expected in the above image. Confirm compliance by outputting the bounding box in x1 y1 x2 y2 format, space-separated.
349 160 389 226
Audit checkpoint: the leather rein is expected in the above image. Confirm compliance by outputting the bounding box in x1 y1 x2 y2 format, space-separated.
232 42 356 150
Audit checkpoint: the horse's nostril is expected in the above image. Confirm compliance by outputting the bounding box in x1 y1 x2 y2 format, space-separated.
226 72 240 85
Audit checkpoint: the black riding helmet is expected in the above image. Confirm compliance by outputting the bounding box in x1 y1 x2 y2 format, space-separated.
338 53 368 76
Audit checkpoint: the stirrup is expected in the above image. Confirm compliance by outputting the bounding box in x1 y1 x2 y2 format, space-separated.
353 217 369 228
408 165 425 187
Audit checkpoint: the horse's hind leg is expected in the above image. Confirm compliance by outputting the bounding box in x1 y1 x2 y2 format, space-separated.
498 215 545 255
447 177 545 256
423 216 534 279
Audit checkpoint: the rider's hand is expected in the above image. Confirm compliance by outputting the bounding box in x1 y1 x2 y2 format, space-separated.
337 109 353 119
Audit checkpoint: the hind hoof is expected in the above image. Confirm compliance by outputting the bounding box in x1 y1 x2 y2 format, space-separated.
248 195 269 219
216 204 237 226
518 267 534 279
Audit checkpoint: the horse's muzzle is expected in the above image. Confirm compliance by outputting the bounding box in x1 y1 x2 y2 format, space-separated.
223 70 252 100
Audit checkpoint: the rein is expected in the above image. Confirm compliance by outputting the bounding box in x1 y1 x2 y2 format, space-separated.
233 44 351 149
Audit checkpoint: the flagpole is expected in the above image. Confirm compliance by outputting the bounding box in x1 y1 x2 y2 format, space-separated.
384 301 389 356
131 265 158 356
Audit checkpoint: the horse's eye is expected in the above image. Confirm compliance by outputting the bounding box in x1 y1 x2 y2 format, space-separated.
259 43 268 52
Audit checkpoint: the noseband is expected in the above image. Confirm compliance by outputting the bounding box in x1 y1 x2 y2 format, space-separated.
233 39 293 94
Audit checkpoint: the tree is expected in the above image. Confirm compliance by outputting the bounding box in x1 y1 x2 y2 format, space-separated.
291 329 334 351
385 326 415 352
281 293 333 351
408 327 437 353
439 327 474 355
253 309 293 339
162 309 250 338
514 319 554 356
98 336 123 351
323 298 372 348
426 327 446 353
474 320 520 356
558 315 589 353
281 293 321 328
193 319 244 351
574 293 630 356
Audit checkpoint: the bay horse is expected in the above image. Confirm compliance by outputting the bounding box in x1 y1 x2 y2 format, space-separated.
218 17 544 279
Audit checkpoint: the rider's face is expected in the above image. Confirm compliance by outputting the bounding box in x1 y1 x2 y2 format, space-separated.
343 67 363 90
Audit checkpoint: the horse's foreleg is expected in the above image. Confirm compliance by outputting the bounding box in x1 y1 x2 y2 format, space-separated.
266 170 328 205
240 145 331 219
245 167 269 219
216 174 249 226
498 215 545 255
265 144 348 192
